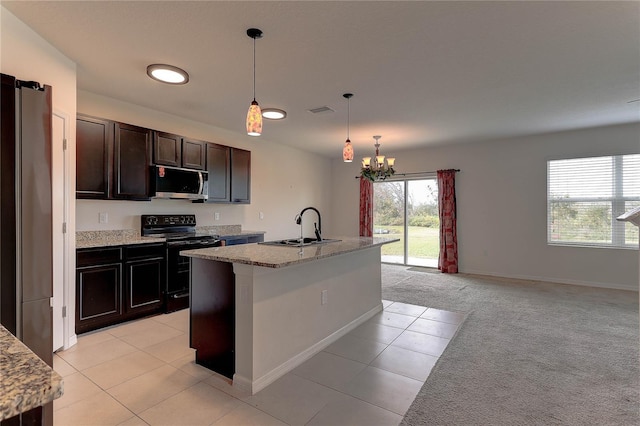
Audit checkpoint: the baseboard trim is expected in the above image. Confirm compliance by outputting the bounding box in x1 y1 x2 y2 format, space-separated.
461 269 638 292
233 303 383 395
66 334 77 350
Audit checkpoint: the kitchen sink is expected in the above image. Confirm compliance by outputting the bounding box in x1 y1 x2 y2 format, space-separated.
259 238 341 247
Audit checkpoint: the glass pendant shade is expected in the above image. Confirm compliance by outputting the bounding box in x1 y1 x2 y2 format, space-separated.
246 100 262 136
376 155 385 165
343 139 354 162
362 157 371 167
387 157 396 167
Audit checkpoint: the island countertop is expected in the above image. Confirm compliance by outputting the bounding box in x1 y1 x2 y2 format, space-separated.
0 326 64 421
181 236 398 268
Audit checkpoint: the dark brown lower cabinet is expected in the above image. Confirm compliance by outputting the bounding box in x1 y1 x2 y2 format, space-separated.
220 234 264 246
76 244 164 334
76 248 123 334
190 259 235 378
124 244 164 316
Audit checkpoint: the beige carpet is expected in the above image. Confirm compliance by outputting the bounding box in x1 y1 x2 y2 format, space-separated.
381 264 639 425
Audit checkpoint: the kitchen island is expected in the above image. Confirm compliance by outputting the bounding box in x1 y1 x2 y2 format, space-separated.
181 236 397 394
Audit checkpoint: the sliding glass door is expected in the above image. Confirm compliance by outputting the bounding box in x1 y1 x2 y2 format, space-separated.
374 178 439 267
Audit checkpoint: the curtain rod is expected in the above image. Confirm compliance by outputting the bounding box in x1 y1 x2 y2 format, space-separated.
353 169 460 179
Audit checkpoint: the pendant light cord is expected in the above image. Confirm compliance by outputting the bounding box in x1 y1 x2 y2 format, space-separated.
253 36 256 101
347 96 350 140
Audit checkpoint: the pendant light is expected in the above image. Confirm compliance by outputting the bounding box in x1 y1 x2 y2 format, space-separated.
342 93 354 162
246 28 263 136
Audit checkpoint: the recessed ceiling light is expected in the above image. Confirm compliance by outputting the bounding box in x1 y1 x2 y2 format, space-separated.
262 108 287 120
146 64 189 84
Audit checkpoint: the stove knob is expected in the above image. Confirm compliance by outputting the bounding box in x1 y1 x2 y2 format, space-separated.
146 216 157 225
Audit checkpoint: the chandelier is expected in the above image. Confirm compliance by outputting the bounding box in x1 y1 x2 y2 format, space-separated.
360 136 396 181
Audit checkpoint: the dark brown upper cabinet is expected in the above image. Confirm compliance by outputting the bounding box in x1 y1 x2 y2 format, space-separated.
205 143 231 202
203 145 250 204
153 132 205 170
182 138 206 170
76 113 249 203
230 148 251 204
76 114 113 199
154 132 181 167
113 122 152 200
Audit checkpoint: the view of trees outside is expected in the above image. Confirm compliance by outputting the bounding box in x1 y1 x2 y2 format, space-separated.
548 155 640 247
373 179 439 266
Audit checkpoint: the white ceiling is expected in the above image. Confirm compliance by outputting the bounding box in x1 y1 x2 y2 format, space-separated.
3 1 639 159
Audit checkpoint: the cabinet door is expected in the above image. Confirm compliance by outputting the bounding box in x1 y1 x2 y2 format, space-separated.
113 122 152 200
182 138 206 170
125 257 164 315
230 148 251 203
205 143 231 202
222 236 249 246
154 131 181 167
76 263 122 334
76 115 112 199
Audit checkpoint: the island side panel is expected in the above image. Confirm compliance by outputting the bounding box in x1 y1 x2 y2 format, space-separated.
189 258 235 378
233 246 383 393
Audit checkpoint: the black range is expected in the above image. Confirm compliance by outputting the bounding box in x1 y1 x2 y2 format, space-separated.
141 214 221 313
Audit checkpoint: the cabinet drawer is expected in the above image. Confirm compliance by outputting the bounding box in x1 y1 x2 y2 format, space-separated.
77 247 122 267
125 243 166 260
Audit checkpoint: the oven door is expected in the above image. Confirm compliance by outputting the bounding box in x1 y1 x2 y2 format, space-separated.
165 239 221 312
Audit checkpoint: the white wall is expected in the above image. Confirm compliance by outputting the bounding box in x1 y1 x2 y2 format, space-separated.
1 6 78 346
76 91 332 240
330 123 640 291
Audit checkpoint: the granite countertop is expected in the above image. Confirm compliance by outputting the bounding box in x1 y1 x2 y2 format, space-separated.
180 236 399 268
76 227 266 249
76 230 164 249
0 326 64 421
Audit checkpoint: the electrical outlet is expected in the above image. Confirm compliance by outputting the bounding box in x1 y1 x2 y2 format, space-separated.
99 212 108 224
321 290 328 305
259 211 264 220
214 212 220 221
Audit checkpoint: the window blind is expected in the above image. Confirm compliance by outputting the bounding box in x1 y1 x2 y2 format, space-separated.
547 154 640 248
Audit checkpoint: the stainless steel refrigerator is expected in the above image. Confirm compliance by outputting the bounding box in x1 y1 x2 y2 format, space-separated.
0 73 53 425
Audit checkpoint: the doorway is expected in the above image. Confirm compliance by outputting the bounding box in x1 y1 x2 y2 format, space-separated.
373 178 439 267
52 110 69 352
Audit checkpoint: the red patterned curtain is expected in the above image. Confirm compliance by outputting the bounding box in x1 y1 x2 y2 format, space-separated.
437 169 458 273
359 177 373 237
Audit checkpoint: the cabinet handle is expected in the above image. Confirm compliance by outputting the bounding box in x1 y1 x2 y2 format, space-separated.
171 292 190 299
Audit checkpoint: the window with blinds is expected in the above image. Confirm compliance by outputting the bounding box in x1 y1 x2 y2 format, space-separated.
547 154 640 248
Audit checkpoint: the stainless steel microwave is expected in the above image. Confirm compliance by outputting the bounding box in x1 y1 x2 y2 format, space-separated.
150 165 208 200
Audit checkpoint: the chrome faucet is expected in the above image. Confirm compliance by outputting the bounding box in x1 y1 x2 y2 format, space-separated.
295 207 322 242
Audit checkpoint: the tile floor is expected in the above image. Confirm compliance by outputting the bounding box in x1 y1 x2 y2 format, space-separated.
53 301 465 426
